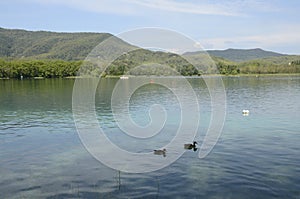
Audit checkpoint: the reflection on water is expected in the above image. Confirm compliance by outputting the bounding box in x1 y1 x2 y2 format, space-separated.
0 76 300 198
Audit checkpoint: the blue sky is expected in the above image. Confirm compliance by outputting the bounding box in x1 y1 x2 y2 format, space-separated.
0 0 299 54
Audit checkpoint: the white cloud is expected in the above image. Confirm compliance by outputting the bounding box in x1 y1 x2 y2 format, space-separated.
202 28 300 50
128 0 239 16
30 0 137 15
29 0 276 16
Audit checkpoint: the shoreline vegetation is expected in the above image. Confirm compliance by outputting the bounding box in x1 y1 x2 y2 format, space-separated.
0 73 300 80
0 58 300 79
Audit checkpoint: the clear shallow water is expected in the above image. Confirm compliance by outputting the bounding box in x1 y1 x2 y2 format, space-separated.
0 76 300 198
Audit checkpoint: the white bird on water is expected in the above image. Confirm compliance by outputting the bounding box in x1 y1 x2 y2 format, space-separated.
242 110 249 115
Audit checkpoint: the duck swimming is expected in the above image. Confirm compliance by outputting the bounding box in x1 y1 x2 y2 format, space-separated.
154 149 166 157
184 141 197 150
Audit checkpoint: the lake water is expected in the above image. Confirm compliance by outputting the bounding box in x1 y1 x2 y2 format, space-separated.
0 76 299 198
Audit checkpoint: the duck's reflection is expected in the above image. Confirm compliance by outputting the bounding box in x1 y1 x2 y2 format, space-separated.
117 170 121 190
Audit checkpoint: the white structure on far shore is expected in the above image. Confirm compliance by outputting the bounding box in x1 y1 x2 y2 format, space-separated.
120 76 129 79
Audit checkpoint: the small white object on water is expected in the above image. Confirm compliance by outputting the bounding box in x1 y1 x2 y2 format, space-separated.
242 109 249 115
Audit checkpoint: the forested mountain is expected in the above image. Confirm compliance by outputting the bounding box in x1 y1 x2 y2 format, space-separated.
206 48 286 62
0 28 291 62
0 27 111 60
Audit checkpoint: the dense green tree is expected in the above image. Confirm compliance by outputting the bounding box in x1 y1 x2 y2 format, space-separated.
0 59 82 78
217 62 239 75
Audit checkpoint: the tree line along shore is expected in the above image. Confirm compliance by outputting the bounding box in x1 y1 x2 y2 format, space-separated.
0 58 300 79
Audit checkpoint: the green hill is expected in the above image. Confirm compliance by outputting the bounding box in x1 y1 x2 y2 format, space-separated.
206 48 286 62
237 55 300 74
0 27 112 60
183 50 300 74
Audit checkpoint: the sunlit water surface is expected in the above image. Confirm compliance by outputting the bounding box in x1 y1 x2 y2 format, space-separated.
0 76 299 198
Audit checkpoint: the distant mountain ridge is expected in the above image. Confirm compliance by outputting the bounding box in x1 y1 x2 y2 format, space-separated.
206 48 286 62
0 27 294 63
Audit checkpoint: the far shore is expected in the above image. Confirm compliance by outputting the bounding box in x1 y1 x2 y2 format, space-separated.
1 73 300 80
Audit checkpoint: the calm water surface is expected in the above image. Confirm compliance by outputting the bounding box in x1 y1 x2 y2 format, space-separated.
0 76 299 198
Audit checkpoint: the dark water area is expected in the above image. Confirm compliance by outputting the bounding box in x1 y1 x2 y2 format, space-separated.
0 76 299 198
